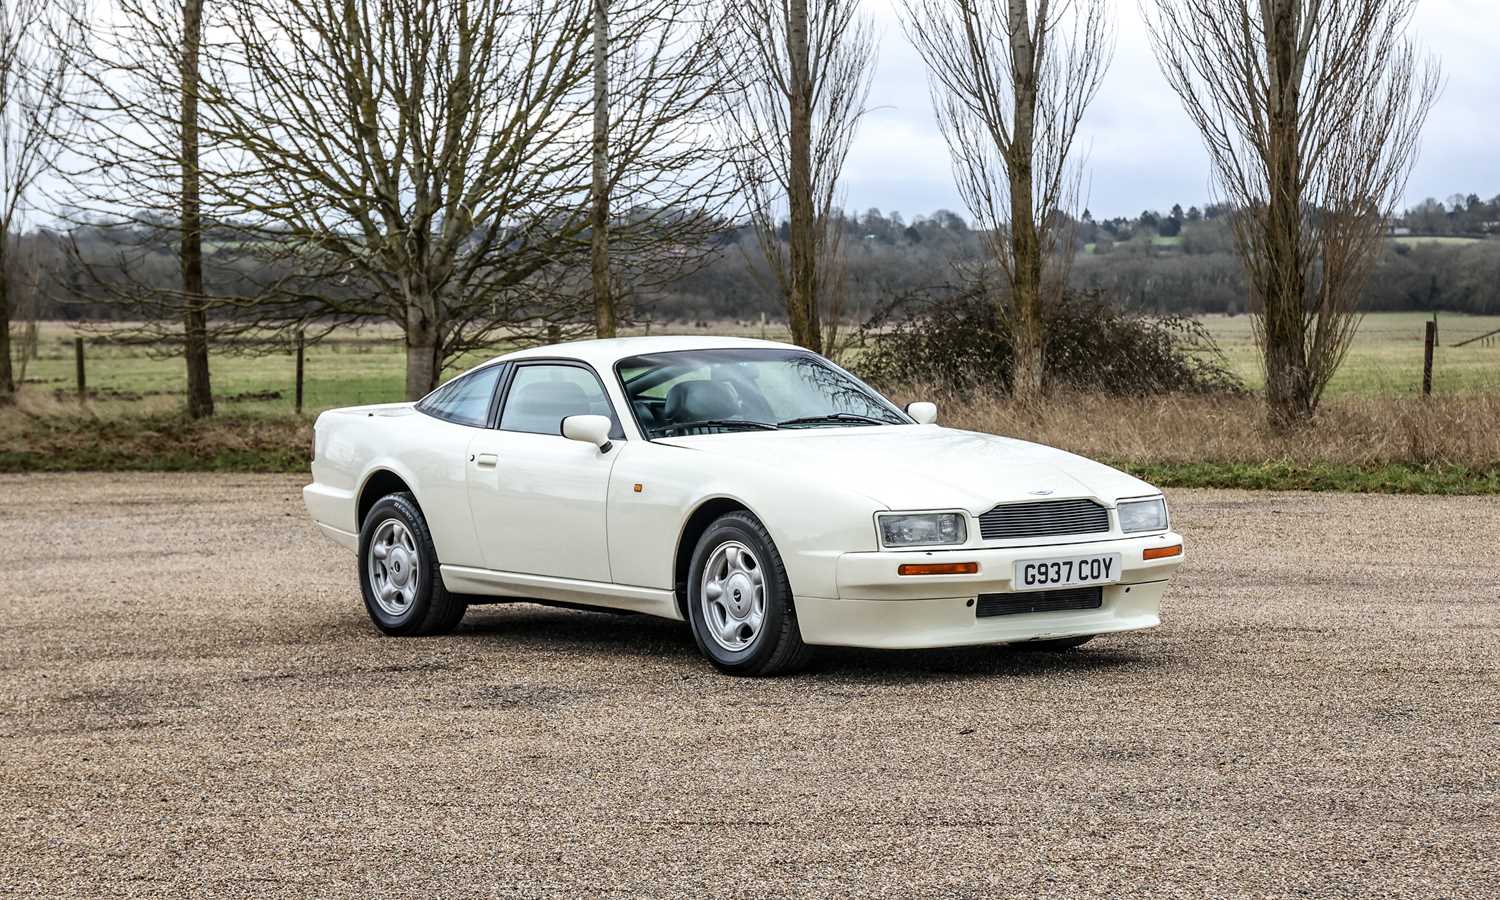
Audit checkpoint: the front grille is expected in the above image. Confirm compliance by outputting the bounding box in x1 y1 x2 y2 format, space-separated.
976 587 1103 618
978 498 1110 541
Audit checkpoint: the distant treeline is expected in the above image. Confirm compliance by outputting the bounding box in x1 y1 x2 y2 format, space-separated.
16 195 1500 325
661 199 1500 321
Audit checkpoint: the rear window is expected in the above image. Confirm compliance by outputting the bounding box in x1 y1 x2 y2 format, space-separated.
417 365 504 427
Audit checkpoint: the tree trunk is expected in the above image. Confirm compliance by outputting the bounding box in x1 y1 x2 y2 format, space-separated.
405 293 442 400
591 0 615 338
0 250 13 405
1008 171 1044 404
181 0 213 418
1007 0 1043 404
1261 159 1312 428
1261 0 1312 430
785 0 821 353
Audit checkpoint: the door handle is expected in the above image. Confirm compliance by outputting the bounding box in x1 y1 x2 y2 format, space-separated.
475 453 498 468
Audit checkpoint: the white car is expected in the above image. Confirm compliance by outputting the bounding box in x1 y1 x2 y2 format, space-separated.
304 336 1184 675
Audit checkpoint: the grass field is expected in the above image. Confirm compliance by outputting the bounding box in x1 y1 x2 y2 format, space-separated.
1392 235 1490 247
1199 311 1500 396
12 311 1498 416
11 319 800 417
4 312 1498 489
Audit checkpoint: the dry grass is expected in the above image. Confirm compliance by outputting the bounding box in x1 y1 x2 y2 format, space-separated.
913 389 1500 470
0 393 310 472
5 381 1498 489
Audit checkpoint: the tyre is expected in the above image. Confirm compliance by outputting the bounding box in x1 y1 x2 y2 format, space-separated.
1022 635 1095 652
358 492 467 636
687 511 813 676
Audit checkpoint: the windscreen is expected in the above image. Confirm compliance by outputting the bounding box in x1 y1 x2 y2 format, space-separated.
617 348 908 438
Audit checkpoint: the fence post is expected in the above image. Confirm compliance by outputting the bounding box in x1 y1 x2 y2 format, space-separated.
1422 320 1435 396
294 329 305 415
74 337 86 404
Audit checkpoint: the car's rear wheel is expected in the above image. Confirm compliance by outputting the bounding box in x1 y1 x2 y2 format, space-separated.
687 511 812 676
358 492 467 636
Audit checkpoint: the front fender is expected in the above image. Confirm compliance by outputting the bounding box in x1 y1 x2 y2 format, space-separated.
607 442 883 599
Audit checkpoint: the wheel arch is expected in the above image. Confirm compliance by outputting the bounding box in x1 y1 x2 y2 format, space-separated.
357 468 417 529
673 496 757 620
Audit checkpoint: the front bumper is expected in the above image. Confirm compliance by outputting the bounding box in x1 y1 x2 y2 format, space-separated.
794 531 1183 649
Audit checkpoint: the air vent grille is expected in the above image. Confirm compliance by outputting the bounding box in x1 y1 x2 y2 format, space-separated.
977 498 1110 541
975 587 1103 618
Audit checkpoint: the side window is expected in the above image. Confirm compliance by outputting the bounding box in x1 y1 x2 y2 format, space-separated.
417 365 503 427
500 364 619 436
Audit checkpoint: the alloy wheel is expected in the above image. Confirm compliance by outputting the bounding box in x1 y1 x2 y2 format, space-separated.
368 518 420 617
700 540 766 652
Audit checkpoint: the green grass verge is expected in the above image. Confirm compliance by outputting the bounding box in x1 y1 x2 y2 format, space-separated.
1119 460 1500 495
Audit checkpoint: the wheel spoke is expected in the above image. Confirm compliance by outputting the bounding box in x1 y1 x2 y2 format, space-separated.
716 613 741 644
705 580 723 601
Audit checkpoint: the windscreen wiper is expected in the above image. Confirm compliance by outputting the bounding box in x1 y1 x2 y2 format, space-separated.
661 419 780 433
777 413 892 427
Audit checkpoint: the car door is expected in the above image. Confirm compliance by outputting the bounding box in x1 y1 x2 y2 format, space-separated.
404 362 508 568
466 360 624 583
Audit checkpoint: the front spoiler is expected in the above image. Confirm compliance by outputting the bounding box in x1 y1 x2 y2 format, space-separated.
795 580 1167 650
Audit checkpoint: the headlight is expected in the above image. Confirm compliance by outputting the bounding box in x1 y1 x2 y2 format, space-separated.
1118 497 1168 533
878 512 968 547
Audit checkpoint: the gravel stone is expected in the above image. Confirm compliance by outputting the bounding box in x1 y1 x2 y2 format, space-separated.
2 474 1496 897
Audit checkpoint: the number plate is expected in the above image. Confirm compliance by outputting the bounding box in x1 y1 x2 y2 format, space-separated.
1014 553 1122 592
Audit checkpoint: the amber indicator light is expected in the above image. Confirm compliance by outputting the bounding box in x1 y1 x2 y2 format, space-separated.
1143 544 1183 560
897 562 979 576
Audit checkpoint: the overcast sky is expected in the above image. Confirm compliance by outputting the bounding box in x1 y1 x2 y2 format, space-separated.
842 0 1499 220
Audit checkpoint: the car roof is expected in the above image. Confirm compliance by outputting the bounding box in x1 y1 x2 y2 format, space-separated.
483 335 809 370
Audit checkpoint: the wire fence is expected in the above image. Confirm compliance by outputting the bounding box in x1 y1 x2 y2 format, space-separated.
15 314 1500 416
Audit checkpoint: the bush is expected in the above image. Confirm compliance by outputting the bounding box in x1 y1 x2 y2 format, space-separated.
855 285 1243 396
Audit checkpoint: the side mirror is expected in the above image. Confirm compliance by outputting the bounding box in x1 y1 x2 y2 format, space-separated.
561 414 614 452
906 401 938 425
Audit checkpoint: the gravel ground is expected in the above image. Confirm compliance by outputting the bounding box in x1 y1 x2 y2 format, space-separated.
2 474 1497 898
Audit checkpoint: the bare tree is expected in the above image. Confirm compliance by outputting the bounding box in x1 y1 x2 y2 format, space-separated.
720 0 875 354
178 0 211 416
6 231 52 386
0 0 80 405
589 0 733 339
63 0 240 417
900 0 1111 404
162 0 731 398
592 0 613 336
190 0 600 399
1143 0 1438 427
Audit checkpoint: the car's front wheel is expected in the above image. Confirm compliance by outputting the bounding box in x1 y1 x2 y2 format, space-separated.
358 492 467 636
687 511 812 676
